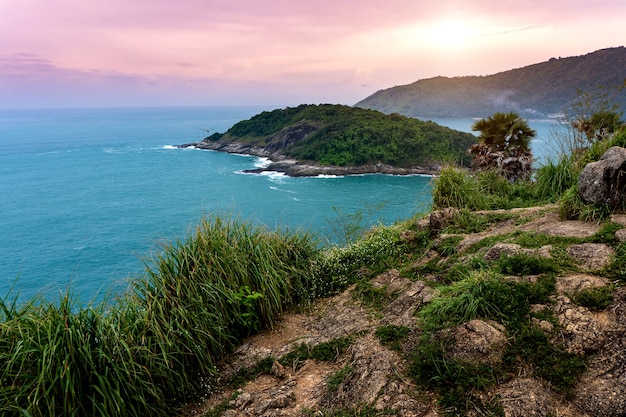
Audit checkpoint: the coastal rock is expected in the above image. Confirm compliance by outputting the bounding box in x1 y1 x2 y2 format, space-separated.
244 160 436 177
578 146 626 206
179 139 439 177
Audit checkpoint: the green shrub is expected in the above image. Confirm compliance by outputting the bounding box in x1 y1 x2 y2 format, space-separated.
309 224 408 298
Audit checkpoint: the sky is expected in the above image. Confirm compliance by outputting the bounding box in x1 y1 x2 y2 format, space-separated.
0 0 624 109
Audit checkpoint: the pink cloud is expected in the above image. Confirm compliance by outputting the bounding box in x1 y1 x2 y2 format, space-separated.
1 0 624 108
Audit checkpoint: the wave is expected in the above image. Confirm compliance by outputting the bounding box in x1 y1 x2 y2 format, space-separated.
102 148 123 154
315 174 342 179
269 186 296 194
254 157 272 168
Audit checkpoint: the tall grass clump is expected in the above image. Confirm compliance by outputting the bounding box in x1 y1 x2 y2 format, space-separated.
432 165 492 210
0 292 165 416
0 215 318 416
534 154 578 201
432 166 539 211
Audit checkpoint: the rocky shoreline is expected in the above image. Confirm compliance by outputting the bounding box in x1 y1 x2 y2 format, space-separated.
178 140 439 177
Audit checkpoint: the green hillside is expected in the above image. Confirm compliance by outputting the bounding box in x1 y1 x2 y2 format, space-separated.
356 46 626 118
204 104 477 167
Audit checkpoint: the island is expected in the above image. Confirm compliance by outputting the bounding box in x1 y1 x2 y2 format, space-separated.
179 104 477 176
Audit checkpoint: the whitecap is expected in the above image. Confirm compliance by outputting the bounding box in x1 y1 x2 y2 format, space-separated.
162 145 177 150
102 148 122 154
254 157 272 168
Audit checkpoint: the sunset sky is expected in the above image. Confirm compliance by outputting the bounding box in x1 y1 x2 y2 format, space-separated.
0 0 624 108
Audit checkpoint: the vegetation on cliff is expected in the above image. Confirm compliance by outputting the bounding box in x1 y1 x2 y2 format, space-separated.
356 47 626 118
205 104 477 168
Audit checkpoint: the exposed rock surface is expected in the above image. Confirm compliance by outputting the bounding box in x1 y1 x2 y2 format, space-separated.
181 206 626 417
566 243 614 271
483 242 552 261
445 319 507 365
553 296 606 354
578 146 626 206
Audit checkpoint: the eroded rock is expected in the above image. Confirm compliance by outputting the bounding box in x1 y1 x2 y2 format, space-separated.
566 243 614 271
553 296 606 354
496 378 558 417
483 242 552 261
445 319 507 365
556 274 610 295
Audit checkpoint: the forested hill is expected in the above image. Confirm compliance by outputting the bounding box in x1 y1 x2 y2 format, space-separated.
356 46 626 118
196 104 477 170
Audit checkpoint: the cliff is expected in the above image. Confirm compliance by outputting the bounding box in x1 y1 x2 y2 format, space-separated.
182 204 626 417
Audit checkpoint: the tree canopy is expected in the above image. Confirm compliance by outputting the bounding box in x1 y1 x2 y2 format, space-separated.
208 104 477 168
468 111 535 182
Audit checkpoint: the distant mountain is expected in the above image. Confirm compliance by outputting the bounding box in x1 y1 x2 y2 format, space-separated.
356 47 626 119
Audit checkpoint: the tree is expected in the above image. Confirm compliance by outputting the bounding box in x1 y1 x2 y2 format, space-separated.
468 111 536 182
551 82 626 157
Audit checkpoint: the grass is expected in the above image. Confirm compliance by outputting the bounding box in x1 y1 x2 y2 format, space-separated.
375 325 411 352
327 365 353 393
353 281 397 311
496 253 558 276
279 336 356 370
0 215 319 417
571 286 614 311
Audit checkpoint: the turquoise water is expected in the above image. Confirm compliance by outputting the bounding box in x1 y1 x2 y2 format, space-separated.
1 106 437 302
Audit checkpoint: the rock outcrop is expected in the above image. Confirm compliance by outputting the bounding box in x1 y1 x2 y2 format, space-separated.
181 206 626 417
578 146 626 206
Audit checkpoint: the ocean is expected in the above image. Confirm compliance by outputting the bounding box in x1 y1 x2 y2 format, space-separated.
0 106 558 303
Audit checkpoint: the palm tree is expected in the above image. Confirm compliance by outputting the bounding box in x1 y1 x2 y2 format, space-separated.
468 111 536 181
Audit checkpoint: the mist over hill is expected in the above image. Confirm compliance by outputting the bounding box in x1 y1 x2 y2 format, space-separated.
356 47 626 119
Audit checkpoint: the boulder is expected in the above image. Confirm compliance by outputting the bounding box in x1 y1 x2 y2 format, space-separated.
578 146 626 206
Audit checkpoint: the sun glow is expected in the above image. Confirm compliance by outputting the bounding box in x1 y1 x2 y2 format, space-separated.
426 18 475 50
